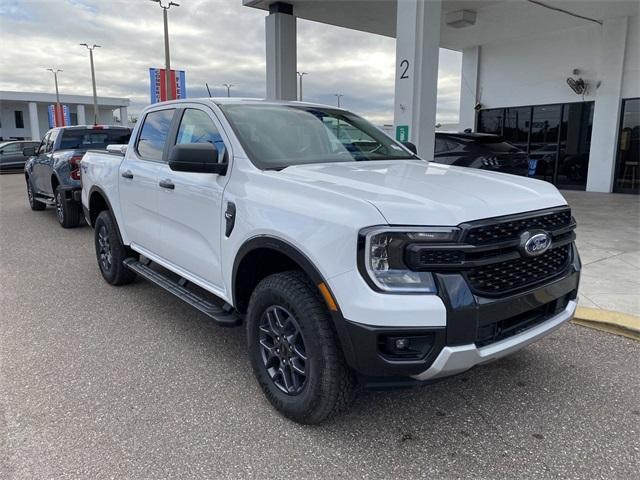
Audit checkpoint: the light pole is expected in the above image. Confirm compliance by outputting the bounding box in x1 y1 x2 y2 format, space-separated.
150 0 180 101
335 93 343 107
47 68 63 106
222 83 235 97
80 43 101 124
296 71 308 101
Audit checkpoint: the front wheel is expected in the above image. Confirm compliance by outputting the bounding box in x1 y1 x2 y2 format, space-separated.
94 210 137 286
246 271 356 424
55 187 81 228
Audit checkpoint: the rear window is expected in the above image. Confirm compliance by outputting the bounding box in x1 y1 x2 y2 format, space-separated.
59 129 131 151
136 109 175 161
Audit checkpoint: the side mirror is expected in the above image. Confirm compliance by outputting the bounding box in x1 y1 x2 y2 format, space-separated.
402 141 417 155
168 143 227 175
23 146 36 156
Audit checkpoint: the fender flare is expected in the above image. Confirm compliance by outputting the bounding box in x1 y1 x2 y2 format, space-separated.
232 235 327 296
232 235 357 369
87 185 125 245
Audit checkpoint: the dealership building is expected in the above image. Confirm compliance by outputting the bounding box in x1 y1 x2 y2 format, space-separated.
0 91 130 142
245 0 639 194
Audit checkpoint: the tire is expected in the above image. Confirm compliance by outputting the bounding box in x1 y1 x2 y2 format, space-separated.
26 178 46 211
55 187 81 228
94 210 137 286
246 270 356 424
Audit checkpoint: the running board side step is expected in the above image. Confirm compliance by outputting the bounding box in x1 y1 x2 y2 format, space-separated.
123 258 241 327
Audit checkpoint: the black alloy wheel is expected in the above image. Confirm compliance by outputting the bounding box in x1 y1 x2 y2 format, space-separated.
259 305 308 395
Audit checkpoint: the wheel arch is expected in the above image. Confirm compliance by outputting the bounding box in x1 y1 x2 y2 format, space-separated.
88 185 125 245
232 236 330 315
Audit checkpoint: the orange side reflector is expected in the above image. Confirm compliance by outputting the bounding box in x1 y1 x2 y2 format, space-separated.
318 282 338 312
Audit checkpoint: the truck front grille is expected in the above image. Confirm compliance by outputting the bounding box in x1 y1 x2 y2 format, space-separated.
464 209 572 245
465 244 571 296
405 207 576 297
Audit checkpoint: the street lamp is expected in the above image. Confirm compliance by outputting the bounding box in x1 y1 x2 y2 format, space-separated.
296 71 308 101
150 0 180 101
46 68 63 106
222 83 235 97
335 93 344 107
80 43 101 124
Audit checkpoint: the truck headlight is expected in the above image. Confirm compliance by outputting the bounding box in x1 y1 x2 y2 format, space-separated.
359 227 460 293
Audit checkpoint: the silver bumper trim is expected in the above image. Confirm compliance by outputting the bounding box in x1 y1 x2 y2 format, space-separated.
411 300 577 381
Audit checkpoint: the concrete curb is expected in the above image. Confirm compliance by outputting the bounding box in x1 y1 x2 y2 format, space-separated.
572 307 640 341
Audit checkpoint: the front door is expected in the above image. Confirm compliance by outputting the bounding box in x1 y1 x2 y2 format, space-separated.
119 107 176 254
156 106 230 292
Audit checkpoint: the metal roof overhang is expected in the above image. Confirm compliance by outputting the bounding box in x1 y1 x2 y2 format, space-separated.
244 0 639 51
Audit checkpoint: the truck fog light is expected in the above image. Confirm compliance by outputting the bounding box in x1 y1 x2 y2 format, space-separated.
395 338 410 350
380 334 436 360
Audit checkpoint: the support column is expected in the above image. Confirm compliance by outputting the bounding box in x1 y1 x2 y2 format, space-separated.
586 17 628 192
459 46 480 132
28 102 40 140
120 107 129 126
77 104 86 125
265 2 297 100
393 0 442 159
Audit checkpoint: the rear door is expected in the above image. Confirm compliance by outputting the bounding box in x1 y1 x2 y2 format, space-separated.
0 142 25 170
119 107 176 254
155 105 230 292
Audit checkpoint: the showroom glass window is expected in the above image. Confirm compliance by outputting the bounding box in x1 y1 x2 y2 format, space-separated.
136 109 175 161
477 102 594 190
614 98 640 194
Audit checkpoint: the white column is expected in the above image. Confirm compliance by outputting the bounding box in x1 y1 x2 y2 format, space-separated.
393 0 442 159
28 102 40 140
586 17 628 192
265 3 297 101
119 107 129 126
459 46 480 132
77 104 86 125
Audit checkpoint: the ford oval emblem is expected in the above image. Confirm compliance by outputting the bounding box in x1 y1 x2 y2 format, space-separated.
520 230 552 257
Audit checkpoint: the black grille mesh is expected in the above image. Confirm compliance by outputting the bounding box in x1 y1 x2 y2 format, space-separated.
465 245 571 295
465 210 572 245
418 250 465 265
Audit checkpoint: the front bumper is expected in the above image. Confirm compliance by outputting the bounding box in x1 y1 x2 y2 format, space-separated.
411 299 576 381
332 244 580 382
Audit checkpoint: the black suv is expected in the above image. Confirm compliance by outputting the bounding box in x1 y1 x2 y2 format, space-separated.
433 132 529 177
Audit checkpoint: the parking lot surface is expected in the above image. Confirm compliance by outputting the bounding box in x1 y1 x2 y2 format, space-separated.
1 173 639 479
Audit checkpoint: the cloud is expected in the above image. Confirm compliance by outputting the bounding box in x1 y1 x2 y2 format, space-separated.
0 0 461 124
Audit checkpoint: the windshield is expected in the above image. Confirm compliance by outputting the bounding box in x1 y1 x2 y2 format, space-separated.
59 128 131 151
219 104 416 170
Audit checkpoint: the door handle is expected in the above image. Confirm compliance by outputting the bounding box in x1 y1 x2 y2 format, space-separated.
121 170 134 179
159 179 175 190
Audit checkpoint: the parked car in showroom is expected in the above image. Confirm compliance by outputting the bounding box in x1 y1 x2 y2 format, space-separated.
433 132 529 176
24 125 131 228
81 99 579 424
0 140 40 173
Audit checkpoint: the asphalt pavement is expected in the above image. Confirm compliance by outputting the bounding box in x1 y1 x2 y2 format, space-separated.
1 173 639 479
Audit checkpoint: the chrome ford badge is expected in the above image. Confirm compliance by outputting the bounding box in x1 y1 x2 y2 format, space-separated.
520 230 552 257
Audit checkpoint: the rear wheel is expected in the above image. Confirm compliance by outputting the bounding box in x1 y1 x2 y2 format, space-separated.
94 210 137 286
246 271 356 424
26 178 46 211
55 187 81 228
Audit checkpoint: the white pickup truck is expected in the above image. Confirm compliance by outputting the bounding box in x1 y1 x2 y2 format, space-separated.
81 98 580 424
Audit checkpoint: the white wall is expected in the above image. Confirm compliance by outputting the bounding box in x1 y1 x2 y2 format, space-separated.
477 23 602 109
0 102 30 140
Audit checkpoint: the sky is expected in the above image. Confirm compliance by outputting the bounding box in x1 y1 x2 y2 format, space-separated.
0 0 462 125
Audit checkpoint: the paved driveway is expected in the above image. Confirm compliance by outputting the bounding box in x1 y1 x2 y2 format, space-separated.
1 174 639 479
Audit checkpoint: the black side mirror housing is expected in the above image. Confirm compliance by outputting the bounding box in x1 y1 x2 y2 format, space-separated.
168 143 227 175
23 146 36 156
402 141 417 155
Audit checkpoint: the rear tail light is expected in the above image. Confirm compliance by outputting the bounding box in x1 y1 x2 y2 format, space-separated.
70 155 83 180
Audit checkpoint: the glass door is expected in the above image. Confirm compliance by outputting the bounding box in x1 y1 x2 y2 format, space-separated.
528 105 562 182
614 98 640 194
556 102 594 190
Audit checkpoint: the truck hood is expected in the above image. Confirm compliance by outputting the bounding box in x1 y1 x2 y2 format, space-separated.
278 160 567 225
